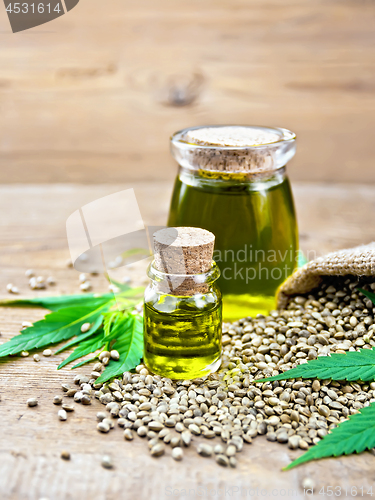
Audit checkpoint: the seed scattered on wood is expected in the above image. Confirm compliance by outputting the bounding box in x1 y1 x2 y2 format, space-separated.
170 436 182 448
58 409 67 421
27 398 38 407
181 430 192 447
46 277 56 286
148 438 159 449
288 436 301 450
29 277 45 290
150 443 165 457
81 395 91 405
99 351 110 361
110 350 120 361
79 273 87 283
33 354 40 362
189 424 201 435
21 351 29 357
124 429 134 440
53 396 62 405
103 418 115 429
101 455 113 469
216 454 229 467
302 478 315 490
197 444 213 457
80 282 92 292
225 445 236 457
22 321 33 328
43 349 52 357
148 421 164 432
80 322 91 333
172 447 183 461
6 284 19 294
62 404 74 412
137 426 147 437
93 362 103 372
60 450 70 460
97 412 107 421
25 269 34 278
97 422 110 433
299 439 309 450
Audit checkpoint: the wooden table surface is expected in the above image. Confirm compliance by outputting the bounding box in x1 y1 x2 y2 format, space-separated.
1 182 375 500
1 0 375 185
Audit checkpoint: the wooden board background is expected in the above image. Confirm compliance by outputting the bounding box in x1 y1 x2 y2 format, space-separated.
0 0 375 184
0 182 375 500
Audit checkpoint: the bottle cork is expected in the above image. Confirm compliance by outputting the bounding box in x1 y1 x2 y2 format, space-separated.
171 125 296 178
184 126 281 148
153 227 215 295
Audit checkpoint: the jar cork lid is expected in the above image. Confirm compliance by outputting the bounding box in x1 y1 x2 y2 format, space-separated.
153 227 215 275
170 125 296 177
183 126 281 148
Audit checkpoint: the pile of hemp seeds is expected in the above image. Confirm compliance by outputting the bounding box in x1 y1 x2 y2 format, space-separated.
57 275 375 468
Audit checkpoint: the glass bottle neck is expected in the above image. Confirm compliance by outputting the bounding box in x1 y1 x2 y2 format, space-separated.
147 260 220 296
178 165 287 191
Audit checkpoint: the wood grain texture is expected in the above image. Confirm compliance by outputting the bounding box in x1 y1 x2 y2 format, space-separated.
0 0 375 184
0 182 375 500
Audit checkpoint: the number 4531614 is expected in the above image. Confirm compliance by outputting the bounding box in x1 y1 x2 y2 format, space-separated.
318 486 373 496
6 3 61 13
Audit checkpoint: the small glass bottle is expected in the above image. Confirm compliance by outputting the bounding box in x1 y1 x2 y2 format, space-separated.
167 125 298 321
143 227 222 380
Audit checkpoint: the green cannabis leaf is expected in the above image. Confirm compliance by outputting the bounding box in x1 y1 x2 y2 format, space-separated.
0 288 144 383
297 251 308 268
256 348 375 384
285 403 375 469
358 288 375 306
0 302 112 356
58 331 106 369
96 314 143 383
54 314 104 354
0 293 116 311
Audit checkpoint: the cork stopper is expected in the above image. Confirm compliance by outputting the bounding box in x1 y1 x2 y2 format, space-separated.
170 125 296 178
152 227 215 295
184 126 281 147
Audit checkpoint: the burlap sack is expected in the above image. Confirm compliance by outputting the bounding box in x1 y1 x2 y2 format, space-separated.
277 243 375 309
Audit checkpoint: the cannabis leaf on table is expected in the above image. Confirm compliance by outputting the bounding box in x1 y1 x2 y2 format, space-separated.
0 286 144 383
285 403 375 470
257 287 375 469
256 347 375 383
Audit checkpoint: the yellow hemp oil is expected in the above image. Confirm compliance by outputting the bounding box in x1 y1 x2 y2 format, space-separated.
143 228 222 379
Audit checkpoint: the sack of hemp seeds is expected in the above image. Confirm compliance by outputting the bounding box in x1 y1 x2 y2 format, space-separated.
277 243 375 309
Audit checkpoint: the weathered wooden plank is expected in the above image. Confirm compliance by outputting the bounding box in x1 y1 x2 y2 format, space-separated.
0 0 375 183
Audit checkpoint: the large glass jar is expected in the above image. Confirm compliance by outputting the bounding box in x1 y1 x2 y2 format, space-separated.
167 125 298 321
